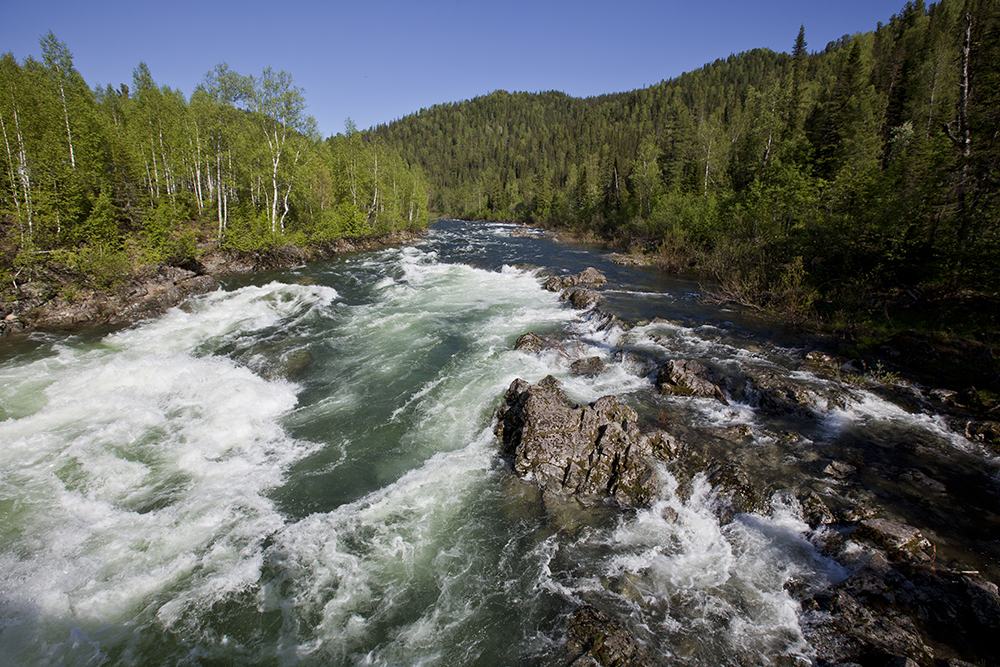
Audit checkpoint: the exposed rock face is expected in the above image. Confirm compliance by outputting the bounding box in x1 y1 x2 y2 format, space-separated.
494 376 678 507
560 288 605 310
514 332 549 354
655 359 729 404
543 267 607 292
565 605 651 667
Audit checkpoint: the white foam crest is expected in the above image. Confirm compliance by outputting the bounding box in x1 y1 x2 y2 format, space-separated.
94 280 339 360
266 429 498 662
687 397 759 430
0 311 318 663
822 388 975 451
600 472 814 662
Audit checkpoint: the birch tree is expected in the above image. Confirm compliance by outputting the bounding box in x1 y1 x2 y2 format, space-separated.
0 54 32 246
39 32 76 172
248 67 316 235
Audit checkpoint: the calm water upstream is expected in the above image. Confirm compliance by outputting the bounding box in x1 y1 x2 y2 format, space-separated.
1 219 998 666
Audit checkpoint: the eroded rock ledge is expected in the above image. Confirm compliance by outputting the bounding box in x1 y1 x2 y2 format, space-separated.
1 230 426 335
4 266 219 334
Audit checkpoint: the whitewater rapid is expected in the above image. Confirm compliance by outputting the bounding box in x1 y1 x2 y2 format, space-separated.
1 220 991 666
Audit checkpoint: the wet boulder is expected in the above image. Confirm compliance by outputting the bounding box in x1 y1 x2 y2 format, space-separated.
494 376 678 507
514 332 549 354
570 356 606 376
733 366 851 418
543 267 607 292
560 288 605 310
655 359 729 404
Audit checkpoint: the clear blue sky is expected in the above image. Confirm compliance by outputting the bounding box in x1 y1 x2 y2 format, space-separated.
3 0 909 138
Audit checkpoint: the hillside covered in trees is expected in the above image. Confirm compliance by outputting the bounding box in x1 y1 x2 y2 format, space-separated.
0 39 430 297
2 0 998 342
375 0 999 334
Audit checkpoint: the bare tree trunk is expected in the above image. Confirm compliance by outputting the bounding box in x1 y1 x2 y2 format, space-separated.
367 141 380 230
217 152 224 242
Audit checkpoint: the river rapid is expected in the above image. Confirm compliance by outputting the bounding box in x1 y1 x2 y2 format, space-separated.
1 219 997 666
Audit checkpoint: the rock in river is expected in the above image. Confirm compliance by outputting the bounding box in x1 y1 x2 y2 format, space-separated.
494 375 678 507
543 267 607 292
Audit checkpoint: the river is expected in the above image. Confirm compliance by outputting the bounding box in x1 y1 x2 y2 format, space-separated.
1 218 997 666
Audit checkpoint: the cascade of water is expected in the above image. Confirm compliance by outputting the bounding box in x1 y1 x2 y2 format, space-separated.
1 219 995 666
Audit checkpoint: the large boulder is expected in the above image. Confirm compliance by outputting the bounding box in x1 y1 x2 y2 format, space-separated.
655 359 729 404
494 376 678 506
543 267 607 292
560 288 605 310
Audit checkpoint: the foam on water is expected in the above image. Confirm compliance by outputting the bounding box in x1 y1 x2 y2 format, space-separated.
0 282 331 665
4 219 993 666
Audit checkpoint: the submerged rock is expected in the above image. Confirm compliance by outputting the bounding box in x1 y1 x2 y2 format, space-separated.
570 356 607 376
494 376 678 507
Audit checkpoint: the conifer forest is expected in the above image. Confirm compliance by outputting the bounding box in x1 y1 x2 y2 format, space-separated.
2 0 999 338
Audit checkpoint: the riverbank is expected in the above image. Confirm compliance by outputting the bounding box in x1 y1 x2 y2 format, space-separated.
515 220 1000 421
0 229 426 337
1 217 997 666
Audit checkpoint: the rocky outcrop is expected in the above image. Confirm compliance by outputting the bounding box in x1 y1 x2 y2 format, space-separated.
4 266 219 334
565 605 651 667
655 359 729 404
494 376 678 507
543 267 607 292
561 288 605 310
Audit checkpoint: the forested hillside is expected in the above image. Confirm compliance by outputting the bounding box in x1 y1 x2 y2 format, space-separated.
376 0 999 331
0 39 430 292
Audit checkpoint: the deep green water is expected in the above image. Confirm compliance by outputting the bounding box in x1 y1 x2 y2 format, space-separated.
1 219 996 666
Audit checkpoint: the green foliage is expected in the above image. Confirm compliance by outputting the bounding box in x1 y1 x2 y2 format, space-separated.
61 245 132 290
0 38 431 296
373 0 999 332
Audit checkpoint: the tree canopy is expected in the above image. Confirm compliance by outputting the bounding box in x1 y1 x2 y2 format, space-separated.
0 42 431 292
374 0 1000 331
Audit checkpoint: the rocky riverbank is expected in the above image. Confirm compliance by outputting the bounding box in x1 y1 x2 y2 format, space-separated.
0 230 425 336
498 267 1000 667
